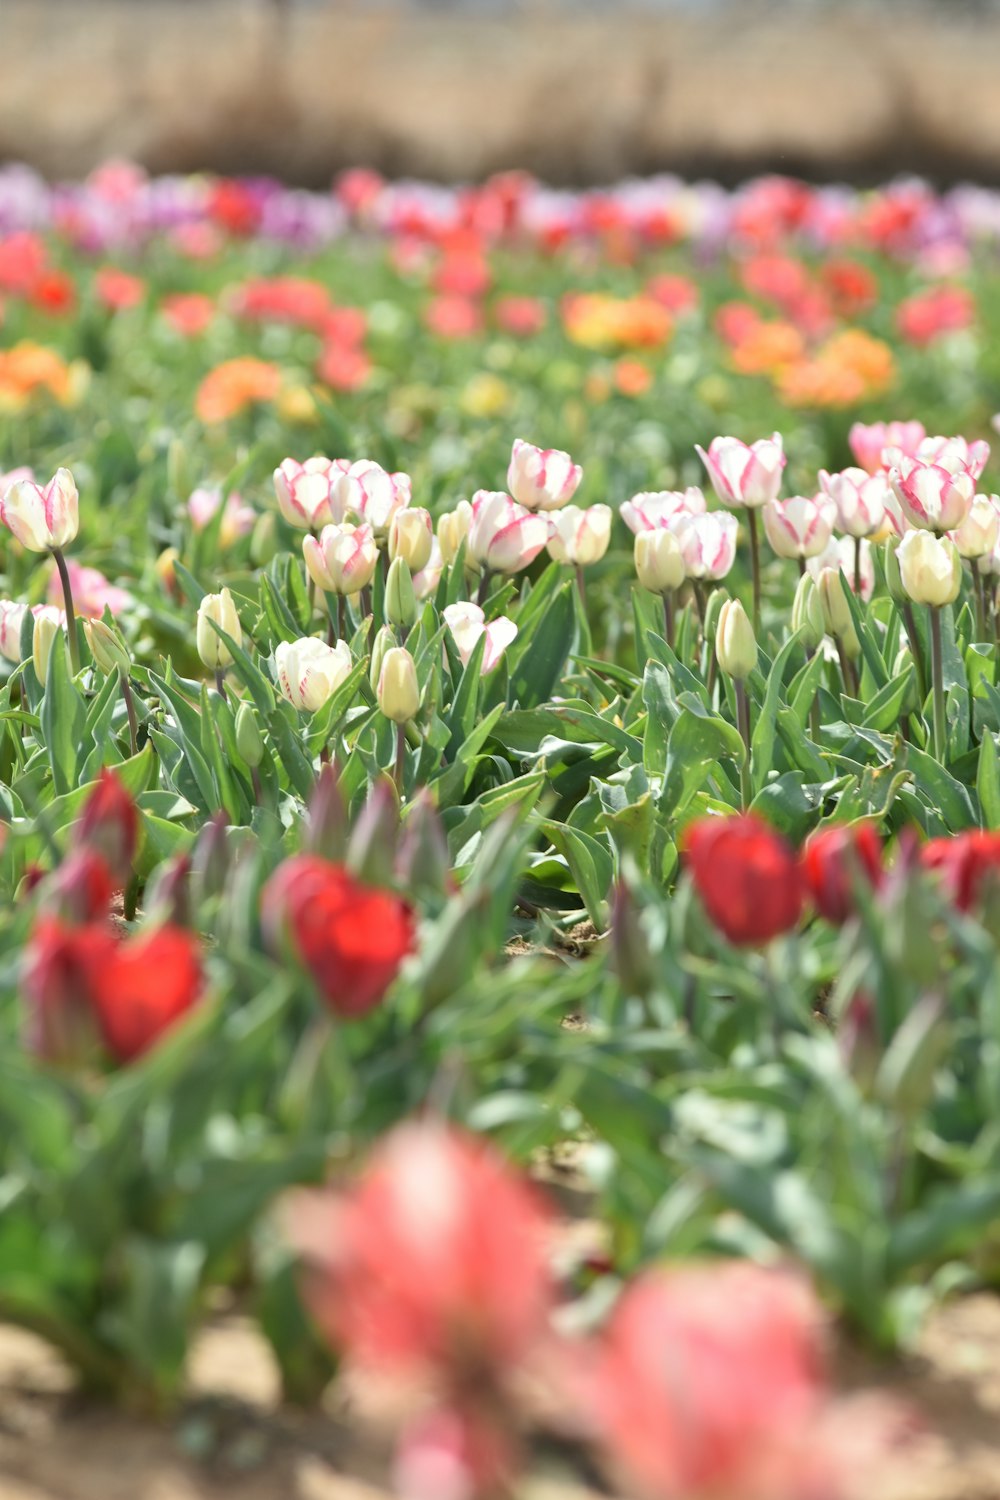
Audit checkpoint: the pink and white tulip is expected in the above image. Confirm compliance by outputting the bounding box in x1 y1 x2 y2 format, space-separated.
620 488 706 535
413 539 444 600
950 494 1000 560
443 602 518 672
808 536 875 602
848 420 925 475
468 491 551 575
673 511 738 581
188 486 256 547
913 434 990 481
274 457 351 531
547 504 612 567
889 456 976 534
0 467 34 501
0 601 63 664
819 468 891 539
0 468 79 552
507 439 582 512
695 433 785 510
303 522 379 596
346 460 412 540
275 637 353 712
388 506 434 574
762 496 833 561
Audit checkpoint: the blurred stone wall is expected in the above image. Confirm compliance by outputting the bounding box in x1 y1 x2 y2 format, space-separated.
1 0 998 184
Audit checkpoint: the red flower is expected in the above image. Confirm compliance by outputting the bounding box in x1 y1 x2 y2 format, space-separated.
424 295 484 340
30 270 76 315
264 855 414 1018
23 918 114 1064
802 822 883 925
44 848 114 923
78 768 138 885
91 925 204 1063
685 814 803 946
922 831 1000 912
315 341 371 393
493 295 546 338
896 284 974 347
94 267 145 311
160 292 215 337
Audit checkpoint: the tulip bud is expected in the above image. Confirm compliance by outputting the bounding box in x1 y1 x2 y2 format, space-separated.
275 637 353 712
235 702 264 767
897 530 962 608
634 529 685 595
0 468 79 553
304 763 348 862
388 507 434 574
143 853 192 928
196 587 242 670
883 537 907 605
715 598 757 681
378 646 420 724
32 611 61 685
951 494 1000 560
347 777 400 887
78 767 138 885
155 546 181 599
396 790 452 903
250 511 279 569
84 617 131 676
791 572 825 650
816 569 861 657
385 557 417 632
191 810 230 905
370 625 396 691
838 990 880 1096
437 502 473 566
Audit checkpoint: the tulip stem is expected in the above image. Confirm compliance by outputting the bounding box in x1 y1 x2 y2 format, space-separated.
662 591 674 650
901 601 927 705
476 568 492 607
746 507 762 632
973 560 987 642
853 536 862 598
735 679 753 811
393 723 406 797
929 604 947 765
120 671 139 758
214 668 228 704
51 547 80 674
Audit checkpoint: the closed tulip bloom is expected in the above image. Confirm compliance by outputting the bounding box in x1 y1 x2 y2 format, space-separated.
803 822 883 926
275 637 353 711
413 538 444 600
634 528 685 594
0 601 60 664
303 522 378 595
0 468 79 552
547 504 612 566
620 487 706 535
32 611 61 685
897 530 962 606
819 467 891 538
673 511 738 581
762 496 833 560
347 460 411 540
815 569 860 655
791 572 825 650
467 491 551 574
83 618 131 676
274 456 351 531
507 438 582 512
849 419 925 474
437 501 473 564
685 813 802 946
808 536 875 601
443 602 518 672
951 494 1000 559
715 598 757 680
695 433 785 509
889 456 975 534
378 646 421 724
388 506 434 574
196 587 242 669
922 830 1000 913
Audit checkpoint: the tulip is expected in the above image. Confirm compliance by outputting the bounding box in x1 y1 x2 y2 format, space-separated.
263 855 414 1018
303 522 378 596
922 831 1000 913
818 467 891 539
0 467 79 552
412 538 444 600
815 569 860 660
803 823 883 925
791 572 825 651
274 456 350 531
897 530 962 608
950 493 1000 559
443 602 518 673
889 456 975 534
715 598 757 681
347 460 411 541
369 625 396 691
467 491 550 576
83 618 130 677
507 438 582 511
437 501 473 565
547 504 612 567
235 701 264 768
275 637 353 712
849 419 925 474
685 813 802 946
695 433 785 510
808 536 874 602
634 529 685 595
78 768 138 886
388 506 434 574
385 558 418 633
762 495 833 561
32 611 61 686
188 486 255 547
378 646 420 725
620 487 705 535
914 434 990 481
196 587 242 671
672 511 738 581
0 601 60 664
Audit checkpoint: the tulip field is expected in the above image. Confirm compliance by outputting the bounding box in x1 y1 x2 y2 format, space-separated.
6 161 1000 1497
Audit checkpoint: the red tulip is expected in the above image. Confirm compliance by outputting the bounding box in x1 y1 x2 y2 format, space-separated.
685 814 802 946
802 822 883 925
91 925 204 1063
78 768 138 885
921 831 1000 913
23 918 114 1064
264 855 414 1019
44 848 114 922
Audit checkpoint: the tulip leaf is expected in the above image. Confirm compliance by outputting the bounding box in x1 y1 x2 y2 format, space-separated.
40 638 85 798
659 704 745 818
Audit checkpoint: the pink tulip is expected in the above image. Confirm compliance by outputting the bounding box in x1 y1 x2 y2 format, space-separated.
303 522 379 596
346 460 411 540
848 420 925 475
695 433 785 510
950 494 1000 560
0 466 34 501
444 602 518 672
413 539 445 601
274 456 351 531
547 504 612 566
0 468 79 553
889 456 976 534
187 486 256 547
808 536 875 601
620 488 706 535
762 496 833 560
507 438 582 512
819 467 891 539
47 561 131 619
0 601 63 663
673 511 738 580
468 491 551 574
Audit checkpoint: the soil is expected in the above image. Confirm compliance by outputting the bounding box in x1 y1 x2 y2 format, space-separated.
2 1295 1000 1500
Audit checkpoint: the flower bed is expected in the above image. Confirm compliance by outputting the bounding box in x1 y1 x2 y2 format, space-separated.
3 161 1000 1497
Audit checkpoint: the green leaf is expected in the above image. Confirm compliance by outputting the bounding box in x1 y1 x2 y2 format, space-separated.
40 639 85 797
508 581 575 710
978 732 1000 830
659 704 745 819
542 820 613 928
751 632 800 795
